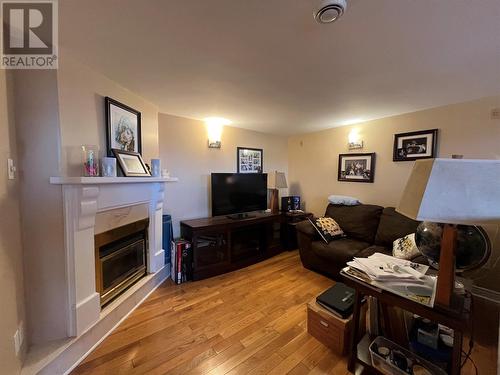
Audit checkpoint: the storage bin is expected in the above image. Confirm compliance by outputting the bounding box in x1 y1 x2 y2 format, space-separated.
162 214 173 265
369 336 446 375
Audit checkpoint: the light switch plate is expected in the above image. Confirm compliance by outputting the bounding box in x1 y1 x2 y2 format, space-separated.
7 158 15 180
13 321 24 357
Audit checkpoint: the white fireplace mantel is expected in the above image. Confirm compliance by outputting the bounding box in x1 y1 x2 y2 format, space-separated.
50 176 178 338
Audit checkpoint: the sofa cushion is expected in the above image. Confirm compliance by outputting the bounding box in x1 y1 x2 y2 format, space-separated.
309 217 345 243
374 207 420 247
311 238 371 267
324 204 383 243
392 233 420 260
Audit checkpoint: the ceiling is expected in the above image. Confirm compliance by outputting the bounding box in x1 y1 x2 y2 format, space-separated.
59 0 500 135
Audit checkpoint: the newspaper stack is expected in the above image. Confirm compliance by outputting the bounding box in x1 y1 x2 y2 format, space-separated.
344 253 436 306
347 253 429 282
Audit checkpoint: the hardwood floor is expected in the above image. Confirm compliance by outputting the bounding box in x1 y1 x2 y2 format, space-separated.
71 251 496 375
72 251 349 375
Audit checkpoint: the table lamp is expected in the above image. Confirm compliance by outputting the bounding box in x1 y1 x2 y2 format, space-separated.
396 158 500 307
268 171 287 212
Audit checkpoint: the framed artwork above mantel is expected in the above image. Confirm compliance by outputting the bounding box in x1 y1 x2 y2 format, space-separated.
105 97 142 157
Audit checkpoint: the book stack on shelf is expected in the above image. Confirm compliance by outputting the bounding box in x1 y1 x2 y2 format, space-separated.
170 239 193 284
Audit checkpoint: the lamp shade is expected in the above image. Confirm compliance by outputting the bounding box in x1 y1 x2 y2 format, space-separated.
268 171 288 189
396 159 500 225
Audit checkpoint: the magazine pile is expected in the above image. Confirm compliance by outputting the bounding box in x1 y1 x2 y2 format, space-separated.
343 253 436 307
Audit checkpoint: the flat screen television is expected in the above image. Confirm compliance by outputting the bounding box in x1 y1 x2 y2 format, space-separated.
211 173 268 217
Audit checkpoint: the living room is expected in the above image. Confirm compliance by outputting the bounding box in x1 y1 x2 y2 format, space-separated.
1 1 499 374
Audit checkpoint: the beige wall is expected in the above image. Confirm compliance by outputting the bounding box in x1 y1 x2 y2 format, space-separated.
57 50 160 176
12 69 66 345
288 95 500 216
288 95 500 289
0 70 26 373
159 114 288 236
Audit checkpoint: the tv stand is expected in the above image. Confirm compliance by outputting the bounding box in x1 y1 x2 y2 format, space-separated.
226 212 256 220
180 212 283 280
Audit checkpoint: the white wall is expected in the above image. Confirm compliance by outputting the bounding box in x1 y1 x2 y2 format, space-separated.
0 70 26 374
159 114 289 236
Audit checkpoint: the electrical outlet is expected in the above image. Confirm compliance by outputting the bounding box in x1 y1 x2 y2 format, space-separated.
7 158 16 180
492 108 500 120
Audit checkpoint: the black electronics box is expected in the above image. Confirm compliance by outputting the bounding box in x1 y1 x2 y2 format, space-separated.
281 196 300 212
316 283 355 319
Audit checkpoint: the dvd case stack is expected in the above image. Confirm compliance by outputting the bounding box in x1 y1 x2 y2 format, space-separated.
170 239 193 284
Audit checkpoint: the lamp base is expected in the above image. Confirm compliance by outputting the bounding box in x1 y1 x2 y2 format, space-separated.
269 189 279 213
434 224 457 307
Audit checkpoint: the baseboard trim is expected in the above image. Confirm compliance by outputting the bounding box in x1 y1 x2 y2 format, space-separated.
64 268 168 374
22 267 169 375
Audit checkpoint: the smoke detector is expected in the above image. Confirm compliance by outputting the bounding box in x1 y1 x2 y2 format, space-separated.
314 0 348 24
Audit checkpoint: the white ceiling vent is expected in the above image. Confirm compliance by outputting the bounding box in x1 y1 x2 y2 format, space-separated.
314 0 348 24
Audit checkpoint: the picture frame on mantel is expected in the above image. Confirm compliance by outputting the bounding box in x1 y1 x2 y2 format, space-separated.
105 97 142 157
393 129 438 162
237 147 263 173
338 153 376 183
112 149 150 177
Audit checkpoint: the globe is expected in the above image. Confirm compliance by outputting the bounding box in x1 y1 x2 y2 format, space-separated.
415 222 491 272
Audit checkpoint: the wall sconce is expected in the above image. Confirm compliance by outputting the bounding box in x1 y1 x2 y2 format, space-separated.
205 117 231 149
348 129 363 150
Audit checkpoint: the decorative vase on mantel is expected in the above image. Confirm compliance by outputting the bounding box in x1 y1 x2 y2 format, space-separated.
82 145 99 177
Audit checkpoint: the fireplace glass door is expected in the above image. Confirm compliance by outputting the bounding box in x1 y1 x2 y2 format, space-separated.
95 219 148 306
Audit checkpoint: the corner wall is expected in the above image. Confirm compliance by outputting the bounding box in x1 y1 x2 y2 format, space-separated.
57 51 160 176
158 114 289 236
288 95 500 215
0 70 26 374
13 50 162 346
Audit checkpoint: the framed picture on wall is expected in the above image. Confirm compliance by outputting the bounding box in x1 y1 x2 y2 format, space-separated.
105 97 142 157
237 147 263 173
112 149 150 177
393 129 438 162
338 153 376 183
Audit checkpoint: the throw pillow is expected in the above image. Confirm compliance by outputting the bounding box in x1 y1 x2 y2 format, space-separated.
392 233 420 260
328 195 360 206
308 217 345 243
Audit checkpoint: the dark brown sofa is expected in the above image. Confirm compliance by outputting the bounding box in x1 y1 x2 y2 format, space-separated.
296 203 421 279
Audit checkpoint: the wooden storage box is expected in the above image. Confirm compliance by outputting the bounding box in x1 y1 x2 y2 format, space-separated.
307 299 366 355
307 300 352 354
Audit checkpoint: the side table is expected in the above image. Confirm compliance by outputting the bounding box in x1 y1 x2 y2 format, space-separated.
281 211 313 250
340 269 471 375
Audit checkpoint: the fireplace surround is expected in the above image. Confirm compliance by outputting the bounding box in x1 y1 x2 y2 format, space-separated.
49 176 177 338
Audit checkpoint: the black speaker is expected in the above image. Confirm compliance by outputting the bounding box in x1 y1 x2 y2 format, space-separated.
281 196 300 212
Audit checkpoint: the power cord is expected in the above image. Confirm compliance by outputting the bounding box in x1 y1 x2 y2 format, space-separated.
461 349 478 375
460 292 477 374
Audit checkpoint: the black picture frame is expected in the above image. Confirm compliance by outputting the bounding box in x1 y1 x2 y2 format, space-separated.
338 153 376 183
105 97 142 157
112 149 150 177
237 147 263 173
393 129 438 162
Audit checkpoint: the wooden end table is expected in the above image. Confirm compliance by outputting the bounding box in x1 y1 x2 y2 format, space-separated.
340 269 471 375
281 211 313 250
